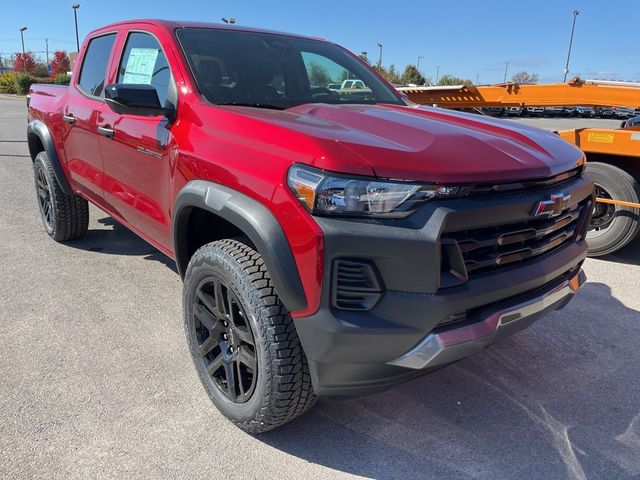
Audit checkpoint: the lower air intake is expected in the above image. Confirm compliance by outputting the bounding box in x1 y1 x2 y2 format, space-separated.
332 259 383 311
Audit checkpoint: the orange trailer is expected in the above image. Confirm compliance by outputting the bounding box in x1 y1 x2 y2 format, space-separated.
399 79 640 256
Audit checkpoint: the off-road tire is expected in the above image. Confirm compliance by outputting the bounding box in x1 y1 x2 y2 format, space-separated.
183 238 317 433
33 151 89 241
586 162 640 256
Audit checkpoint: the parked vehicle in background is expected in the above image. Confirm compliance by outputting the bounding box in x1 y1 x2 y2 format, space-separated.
481 107 504 116
544 106 563 116
615 107 635 118
621 116 640 129
562 106 576 116
596 106 615 118
575 106 594 117
524 106 545 116
327 83 342 91
26 19 592 433
340 79 366 89
505 106 522 116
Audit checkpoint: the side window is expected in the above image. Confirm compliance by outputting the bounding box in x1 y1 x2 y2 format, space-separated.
77 33 117 97
117 32 173 108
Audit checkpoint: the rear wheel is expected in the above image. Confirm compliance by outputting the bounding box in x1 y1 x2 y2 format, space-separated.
586 162 640 256
183 239 317 433
33 151 89 242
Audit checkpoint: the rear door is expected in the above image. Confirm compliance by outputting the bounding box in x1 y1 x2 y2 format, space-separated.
97 30 177 249
62 33 117 203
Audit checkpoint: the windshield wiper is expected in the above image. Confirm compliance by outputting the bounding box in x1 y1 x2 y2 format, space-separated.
216 102 285 110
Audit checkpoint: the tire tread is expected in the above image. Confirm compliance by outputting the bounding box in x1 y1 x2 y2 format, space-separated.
185 239 317 433
34 151 89 242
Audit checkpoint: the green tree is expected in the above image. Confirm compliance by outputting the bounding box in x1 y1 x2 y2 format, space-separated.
358 53 370 65
400 65 426 86
371 64 387 77
33 62 49 78
307 62 332 87
437 74 473 86
338 69 350 82
14 73 36 95
511 71 539 84
384 64 402 84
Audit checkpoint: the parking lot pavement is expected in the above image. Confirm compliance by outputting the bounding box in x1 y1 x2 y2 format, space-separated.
1 96 640 480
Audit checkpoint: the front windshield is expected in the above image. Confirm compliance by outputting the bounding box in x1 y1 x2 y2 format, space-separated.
176 28 403 109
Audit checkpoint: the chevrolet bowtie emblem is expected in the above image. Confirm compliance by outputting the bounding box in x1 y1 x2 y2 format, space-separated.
533 193 571 218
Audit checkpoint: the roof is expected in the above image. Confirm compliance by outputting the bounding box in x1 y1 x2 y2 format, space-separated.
88 19 327 42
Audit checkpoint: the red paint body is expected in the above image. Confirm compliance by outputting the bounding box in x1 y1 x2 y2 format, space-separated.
27 20 584 318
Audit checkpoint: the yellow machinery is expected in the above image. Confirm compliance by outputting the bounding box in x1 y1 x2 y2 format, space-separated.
399 79 640 256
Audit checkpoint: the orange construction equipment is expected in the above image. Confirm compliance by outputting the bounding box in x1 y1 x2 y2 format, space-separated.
399 79 640 256
398 78 640 109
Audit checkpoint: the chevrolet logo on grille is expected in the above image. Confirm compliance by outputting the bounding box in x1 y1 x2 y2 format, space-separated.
532 193 571 218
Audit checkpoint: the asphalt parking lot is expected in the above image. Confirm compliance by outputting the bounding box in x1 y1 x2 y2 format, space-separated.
1 95 639 480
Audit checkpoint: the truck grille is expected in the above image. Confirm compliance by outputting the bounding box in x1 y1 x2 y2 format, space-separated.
442 198 590 278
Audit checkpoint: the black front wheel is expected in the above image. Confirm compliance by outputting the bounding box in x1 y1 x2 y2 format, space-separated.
183 239 317 433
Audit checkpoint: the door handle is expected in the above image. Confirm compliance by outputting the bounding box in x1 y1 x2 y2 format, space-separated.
97 125 115 138
62 114 76 125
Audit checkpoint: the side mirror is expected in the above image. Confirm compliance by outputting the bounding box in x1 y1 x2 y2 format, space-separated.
104 83 174 119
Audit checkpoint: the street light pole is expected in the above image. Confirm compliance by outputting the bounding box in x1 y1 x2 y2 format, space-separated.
72 4 80 52
376 43 383 68
563 10 580 82
435 65 440 84
503 61 510 83
417 56 424 71
19 27 27 73
476 74 480 85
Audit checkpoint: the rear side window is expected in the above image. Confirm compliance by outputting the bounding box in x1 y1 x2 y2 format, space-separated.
77 33 116 97
117 32 174 108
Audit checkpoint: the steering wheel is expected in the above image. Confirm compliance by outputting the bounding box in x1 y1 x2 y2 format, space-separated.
310 87 335 96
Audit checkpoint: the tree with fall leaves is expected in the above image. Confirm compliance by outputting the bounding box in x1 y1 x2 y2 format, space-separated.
14 52 36 74
50 51 71 77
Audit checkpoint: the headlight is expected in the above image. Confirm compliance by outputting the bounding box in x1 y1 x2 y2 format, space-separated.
287 164 467 218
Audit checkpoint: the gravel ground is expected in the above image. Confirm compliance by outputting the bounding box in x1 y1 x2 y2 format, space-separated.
1 97 639 480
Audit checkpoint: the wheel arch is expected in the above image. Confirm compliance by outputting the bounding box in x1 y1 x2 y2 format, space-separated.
173 180 307 313
27 120 72 195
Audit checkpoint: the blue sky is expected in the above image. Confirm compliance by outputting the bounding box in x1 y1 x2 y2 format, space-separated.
1 0 639 83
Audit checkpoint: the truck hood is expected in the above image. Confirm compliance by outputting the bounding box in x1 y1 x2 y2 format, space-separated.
222 103 584 184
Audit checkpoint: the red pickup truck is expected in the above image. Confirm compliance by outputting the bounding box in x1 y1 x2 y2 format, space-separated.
27 19 593 432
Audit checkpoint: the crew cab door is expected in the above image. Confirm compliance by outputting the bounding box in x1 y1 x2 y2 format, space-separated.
62 33 117 203
98 31 177 249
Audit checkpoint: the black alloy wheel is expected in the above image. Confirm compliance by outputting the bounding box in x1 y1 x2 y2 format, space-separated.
193 277 257 403
182 239 317 433
32 151 89 241
35 166 54 232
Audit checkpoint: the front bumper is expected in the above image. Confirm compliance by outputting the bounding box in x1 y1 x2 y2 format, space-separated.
387 268 585 370
294 175 593 395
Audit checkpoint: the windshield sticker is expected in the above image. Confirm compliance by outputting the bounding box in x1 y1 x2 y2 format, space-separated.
123 48 159 84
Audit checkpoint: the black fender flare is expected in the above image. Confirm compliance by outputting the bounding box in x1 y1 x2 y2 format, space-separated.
173 180 308 312
27 120 72 195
